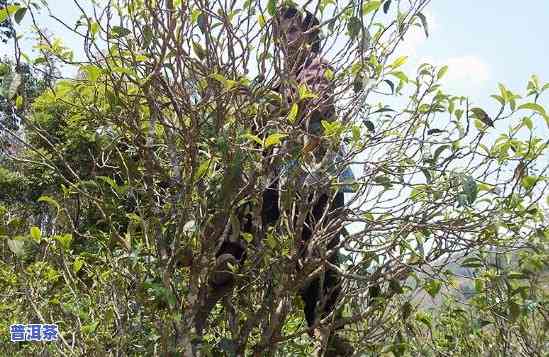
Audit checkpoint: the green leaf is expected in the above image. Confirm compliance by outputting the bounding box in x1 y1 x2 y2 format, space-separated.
477 182 495 192
125 213 142 223
195 159 212 180
298 84 318 100
433 144 450 163
417 12 429 37
243 133 263 146
363 120 375 132
389 71 408 83
522 116 533 130
73 257 85 273
509 301 521 322
111 26 131 38
324 68 334 81
242 232 253 243
389 278 404 294
30 227 41 243
192 41 206 59
89 22 99 37
415 312 432 328
517 102 546 116
0 4 20 23
491 94 505 106
15 95 23 109
521 175 540 190
498 83 509 102
437 65 448 80
81 321 99 335
142 25 153 47
424 280 442 298
258 14 266 28
463 176 478 205
14 6 27 24
410 186 427 201
0 63 8 76
264 133 287 148
455 108 464 120
55 234 73 250
287 102 299 123
7 239 25 257
321 120 342 137
33 56 47 65
81 65 103 81
362 1 381 15
347 17 362 39
97 176 119 191
507 271 526 280
389 56 407 69
210 72 237 90
191 9 202 24
461 256 482 268
383 0 392 14
352 125 360 142
267 0 277 16
474 278 484 293
38 196 61 212
530 74 540 89
210 73 226 83
266 233 277 249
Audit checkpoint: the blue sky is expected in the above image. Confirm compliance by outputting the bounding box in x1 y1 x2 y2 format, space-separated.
407 0 549 111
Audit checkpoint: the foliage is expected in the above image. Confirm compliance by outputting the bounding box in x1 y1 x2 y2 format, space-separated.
0 0 16 43
0 0 548 355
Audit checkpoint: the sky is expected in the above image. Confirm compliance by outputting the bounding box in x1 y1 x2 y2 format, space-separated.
399 0 549 200
401 0 549 114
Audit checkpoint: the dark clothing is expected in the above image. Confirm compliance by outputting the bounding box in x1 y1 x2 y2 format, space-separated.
298 189 344 327
215 180 345 328
213 54 345 327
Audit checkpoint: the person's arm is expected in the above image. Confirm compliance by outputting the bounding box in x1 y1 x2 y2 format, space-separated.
296 56 337 155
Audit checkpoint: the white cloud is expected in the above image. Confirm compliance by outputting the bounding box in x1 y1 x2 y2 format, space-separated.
398 26 427 58
418 55 491 86
444 55 491 84
396 9 490 88
407 54 493 100
408 54 492 100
